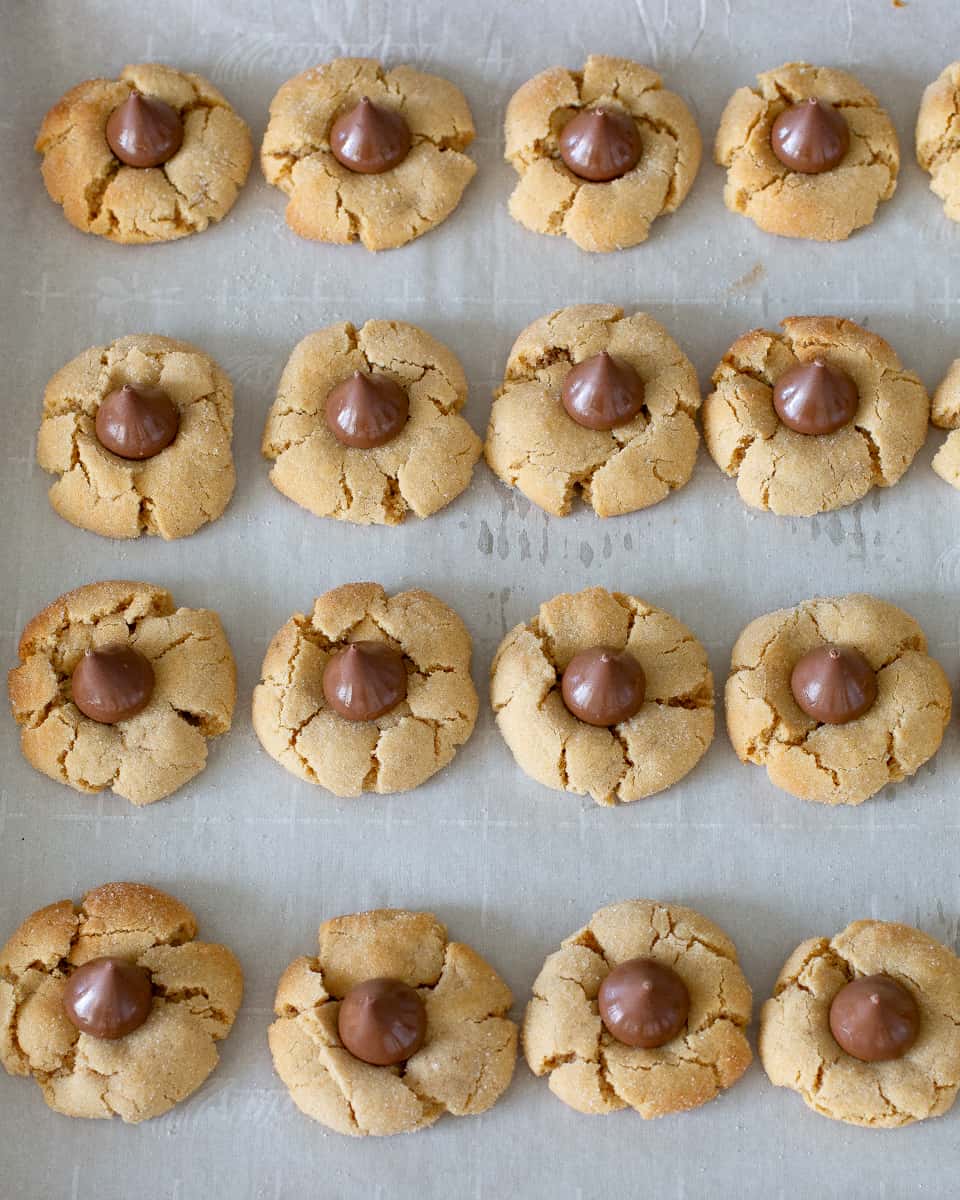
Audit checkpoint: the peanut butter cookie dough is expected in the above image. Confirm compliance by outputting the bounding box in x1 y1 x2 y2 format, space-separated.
262 321 480 525
485 305 702 518
703 316 929 516
253 583 478 796
261 58 476 250
760 920 960 1127
36 63 251 244
726 594 951 807
0 882 243 1122
917 62 960 222
8 581 236 805
715 61 898 241
269 908 517 1136
490 587 713 805
931 358 960 490
524 900 752 1118
38 334 235 541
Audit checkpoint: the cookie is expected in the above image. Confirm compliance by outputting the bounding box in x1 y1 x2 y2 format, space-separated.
36 63 251 244
485 305 702 517
715 61 898 241
262 321 480 525
38 334 235 540
726 594 951 806
490 587 714 805
261 58 476 250
916 62 960 222
8 581 236 805
269 908 517 1136
0 882 242 1122
931 358 960 490
759 920 960 1127
252 583 478 796
523 900 752 1118
702 316 929 516
504 55 701 252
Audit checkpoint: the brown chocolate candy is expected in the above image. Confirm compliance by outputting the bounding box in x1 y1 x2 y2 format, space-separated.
329 96 412 174
559 107 642 182
95 383 180 460
773 358 859 436
62 956 153 1040
598 957 690 1048
770 98 850 174
561 352 645 431
337 977 427 1066
322 641 407 722
829 974 920 1062
105 91 184 168
71 644 155 724
325 371 410 448
790 644 878 725
561 646 646 727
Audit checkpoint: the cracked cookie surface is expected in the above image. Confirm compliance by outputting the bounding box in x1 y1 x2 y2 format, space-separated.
252 583 478 796
36 63 252 244
931 358 960 490
485 305 701 517
262 321 480 525
505 55 701 252
714 61 898 241
8 581 236 805
0 882 242 1122
759 920 960 1127
702 316 929 516
261 57 476 250
38 334 235 540
490 587 714 805
726 594 951 806
523 900 752 1118
269 908 517 1135
916 62 960 222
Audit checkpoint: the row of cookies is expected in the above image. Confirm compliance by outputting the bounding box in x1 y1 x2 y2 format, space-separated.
8 581 952 809
34 311 960 543
3 886 959 1132
34 56 960 251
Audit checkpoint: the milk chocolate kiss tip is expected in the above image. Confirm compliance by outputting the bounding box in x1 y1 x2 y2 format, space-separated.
62 956 153 1040
325 371 409 448
771 97 850 174
561 352 645 431
790 643 877 725
559 107 642 182
96 383 180 460
105 91 184 168
322 641 407 721
329 96 412 174
598 957 690 1048
561 645 646 726
72 644 155 724
829 974 919 1062
337 977 427 1066
773 357 859 435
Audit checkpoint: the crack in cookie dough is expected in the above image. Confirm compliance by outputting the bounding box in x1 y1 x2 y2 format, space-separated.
491 587 713 805
38 334 235 540
262 321 480 525
252 583 478 796
703 316 928 516
917 62 960 222
36 64 252 244
261 58 476 250
0 883 242 1122
523 901 751 1118
931 358 960 490
486 305 702 518
269 909 516 1136
8 581 236 805
504 56 701 252
726 594 951 806
715 62 899 241
760 920 960 1127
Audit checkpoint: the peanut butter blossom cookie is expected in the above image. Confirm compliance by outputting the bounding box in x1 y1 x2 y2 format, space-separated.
760 920 960 1127
726 594 951 806
524 900 752 1118
703 316 929 516
486 305 702 517
715 61 898 241
931 358 960 490
269 908 517 1136
504 55 701 252
0 883 242 1122
253 583 478 796
8 581 236 805
261 57 476 250
36 63 251 243
262 321 480 525
491 587 713 805
38 334 235 540
916 62 960 222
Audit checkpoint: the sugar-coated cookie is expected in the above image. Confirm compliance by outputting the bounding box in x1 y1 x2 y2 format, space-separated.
931 358 960 490
916 62 960 222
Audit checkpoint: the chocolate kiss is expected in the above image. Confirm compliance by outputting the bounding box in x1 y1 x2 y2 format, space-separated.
71 644 155 724
561 645 646 727
337 977 427 1066
559 107 642 182
96 383 180 460
329 96 412 174
770 98 850 174
598 958 690 1048
561 352 645 431
829 974 920 1062
325 371 410 448
773 358 859 436
62 956 153 1040
790 644 878 725
322 641 408 721
105 91 184 168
